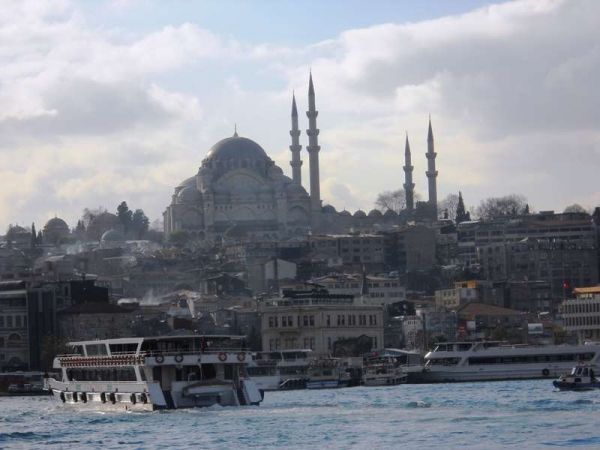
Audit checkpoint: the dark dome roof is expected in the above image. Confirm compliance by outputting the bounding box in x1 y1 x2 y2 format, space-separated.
339 210 351 217
384 209 398 217
353 210 367 218
205 136 268 162
322 204 337 214
368 209 382 217
44 217 69 230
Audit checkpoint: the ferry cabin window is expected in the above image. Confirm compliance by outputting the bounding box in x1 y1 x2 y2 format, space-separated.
428 357 460 366
86 344 108 356
109 344 138 354
70 345 85 356
66 368 137 382
468 353 595 365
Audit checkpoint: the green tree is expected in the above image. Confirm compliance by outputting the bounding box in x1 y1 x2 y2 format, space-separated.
169 230 191 247
455 191 471 223
31 223 37 248
117 201 133 233
132 209 150 239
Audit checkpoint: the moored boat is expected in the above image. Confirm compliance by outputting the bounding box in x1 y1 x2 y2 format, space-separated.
362 353 407 386
47 335 263 410
419 341 600 383
246 349 312 392
306 357 351 389
553 364 600 391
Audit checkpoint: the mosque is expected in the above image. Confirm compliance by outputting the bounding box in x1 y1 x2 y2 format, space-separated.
163 74 439 241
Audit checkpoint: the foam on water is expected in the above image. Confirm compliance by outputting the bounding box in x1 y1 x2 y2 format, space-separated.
1 380 599 449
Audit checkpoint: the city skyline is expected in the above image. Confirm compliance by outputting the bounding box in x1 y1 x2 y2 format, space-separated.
1 0 599 231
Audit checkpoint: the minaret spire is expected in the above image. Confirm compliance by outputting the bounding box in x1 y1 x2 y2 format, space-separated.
403 132 415 211
426 115 438 219
289 92 302 185
306 72 321 222
233 123 238 137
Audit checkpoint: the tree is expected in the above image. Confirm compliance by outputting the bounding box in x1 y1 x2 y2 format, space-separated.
375 189 420 213
475 194 528 220
438 193 459 222
455 191 470 224
169 230 191 248
131 209 150 239
563 204 586 214
82 206 106 227
117 201 133 233
31 223 37 248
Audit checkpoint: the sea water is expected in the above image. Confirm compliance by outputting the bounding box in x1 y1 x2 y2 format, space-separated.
1 380 599 449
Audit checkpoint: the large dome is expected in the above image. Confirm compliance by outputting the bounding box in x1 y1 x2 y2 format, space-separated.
204 136 268 162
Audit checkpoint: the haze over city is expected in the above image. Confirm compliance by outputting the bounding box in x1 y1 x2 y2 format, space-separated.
1 0 598 230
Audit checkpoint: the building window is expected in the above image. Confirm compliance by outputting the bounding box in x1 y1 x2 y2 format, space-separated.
0 316 3 328
310 338 315 350
327 337 332 350
269 317 274 328
326 315 331 327
15 316 21 328
22 316 27 328
303 338 309 348
288 316 293 327
282 316 287 327
7 316 13 328
309 316 315 327
303 316 309 327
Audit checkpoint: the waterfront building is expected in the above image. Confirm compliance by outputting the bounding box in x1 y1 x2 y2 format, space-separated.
310 273 406 306
435 287 478 310
560 286 600 343
259 289 384 355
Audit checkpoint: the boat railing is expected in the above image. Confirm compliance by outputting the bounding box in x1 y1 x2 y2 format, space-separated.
58 348 248 359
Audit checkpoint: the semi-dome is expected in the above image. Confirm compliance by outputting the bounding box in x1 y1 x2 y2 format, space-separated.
353 210 367 218
101 229 124 242
177 186 202 204
368 209 382 217
177 176 196 189
205 136 268 162
322 204 337 214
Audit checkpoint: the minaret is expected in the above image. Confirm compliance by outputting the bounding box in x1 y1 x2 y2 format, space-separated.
306 72 321 215
289 93 302 185
426 116 438 218
403 133 415 211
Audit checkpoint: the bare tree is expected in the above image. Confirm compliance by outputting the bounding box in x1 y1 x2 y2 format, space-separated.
82 206 107 227
375 189 421 213
438 193 459 221
563 204 587 213
475 194 528 220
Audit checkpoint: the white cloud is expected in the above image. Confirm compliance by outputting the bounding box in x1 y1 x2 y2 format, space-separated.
1 0 599 231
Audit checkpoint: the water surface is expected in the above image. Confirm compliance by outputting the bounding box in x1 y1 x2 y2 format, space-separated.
1 380 598 449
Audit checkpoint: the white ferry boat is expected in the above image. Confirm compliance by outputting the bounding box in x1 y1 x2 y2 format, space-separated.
47 335 263 410
420 341 600 383
246 349 312 392
306 357 351 389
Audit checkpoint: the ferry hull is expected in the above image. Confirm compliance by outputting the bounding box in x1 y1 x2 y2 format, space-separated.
416 364 592 383
306 379 349 389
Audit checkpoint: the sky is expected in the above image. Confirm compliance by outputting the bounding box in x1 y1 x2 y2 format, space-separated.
1 0 599 232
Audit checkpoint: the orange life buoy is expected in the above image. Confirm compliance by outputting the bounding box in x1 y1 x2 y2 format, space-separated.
218 352 228 362
237 352 246 362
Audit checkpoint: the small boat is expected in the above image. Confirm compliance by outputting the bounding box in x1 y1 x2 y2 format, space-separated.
553 364 600 391
362 353 407 386
246 349 312 392
306 357 351 389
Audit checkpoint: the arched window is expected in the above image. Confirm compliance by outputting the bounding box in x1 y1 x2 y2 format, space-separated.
8 333 21 343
